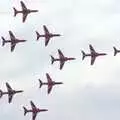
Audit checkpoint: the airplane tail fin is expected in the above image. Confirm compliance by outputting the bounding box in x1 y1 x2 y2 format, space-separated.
38 79 43 88
50 55 55 64
0 90 3 98
81 50 86 60
13 7 18 17
36 31 41 40
113 47 118 56
23 106 28 116
1 37 6 46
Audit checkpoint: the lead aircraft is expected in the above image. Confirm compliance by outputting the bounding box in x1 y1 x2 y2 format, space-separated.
13 1 38 22
23 101 48 120
0 82 23 103
39 73 63 94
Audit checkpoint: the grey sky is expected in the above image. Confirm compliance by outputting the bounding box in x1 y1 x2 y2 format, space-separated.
0 0 120 120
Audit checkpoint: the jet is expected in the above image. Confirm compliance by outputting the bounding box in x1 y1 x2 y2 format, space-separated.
13 1 38 22
50 49 76 69
23 101 48 120
1 31 26 52
0 82 23 103
81 44 107 65
36 25 61 46
113 46 120 56
39 73 63 94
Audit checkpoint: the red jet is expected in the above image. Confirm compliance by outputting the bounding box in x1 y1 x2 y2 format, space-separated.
113 46 120 56
1 31 26 52
23 101 48 120
13 1 38 22
81 44 107 65
39 73 63 94
36 25 61 46
0 82 23 103
50 49 76 70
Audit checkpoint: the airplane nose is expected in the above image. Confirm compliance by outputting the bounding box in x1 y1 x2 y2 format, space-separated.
20 90 24 93
35 10 39 12
72 58 76 60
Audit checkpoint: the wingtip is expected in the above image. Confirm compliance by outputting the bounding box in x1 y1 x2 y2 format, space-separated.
46 73 49 76
43 25 46 28
6 82 9 86
45 43 48 47
58 49 61 53
59 67 62 70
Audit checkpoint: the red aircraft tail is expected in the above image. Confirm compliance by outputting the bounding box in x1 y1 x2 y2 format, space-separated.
13 7 18 17
81 50 86 60
23 106 28 116
50 55 55 64
38 79 43 88
0 90 3 98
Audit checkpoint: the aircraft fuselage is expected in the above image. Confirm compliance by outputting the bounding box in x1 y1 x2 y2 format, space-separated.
27 108 48 113
1 90 23 96
14 39 26 43
5 90 23 94
85 53 107 57
40 33 61 39
4 39 26 44
54 57 75 62
4 40 11 43
17 9 38 14
42 81 63 86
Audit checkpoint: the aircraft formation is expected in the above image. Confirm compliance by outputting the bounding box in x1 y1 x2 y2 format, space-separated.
1 1 120 120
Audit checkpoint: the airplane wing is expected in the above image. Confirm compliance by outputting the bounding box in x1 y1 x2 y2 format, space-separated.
30 101 38 120
46 73 53 94
43 25 50 46
91 56 96 65
43 25 49 35
58 49 64 59
9 31 15 40
89 44 96 54
22 13 28 22
60 61 65 70
6 82 13 103
6 82 12 92
11 43 16 52
48 84 53 94
58 49 65 69
20 1 27 11
32 112 37 120
89 44 96 65
20 1 28 22
8 94 13 103
46 73 52 83
9 31 16 52
30 101 37 109
45 38 50 46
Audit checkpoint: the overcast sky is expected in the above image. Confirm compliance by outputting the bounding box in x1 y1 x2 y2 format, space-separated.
0 0 120 120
